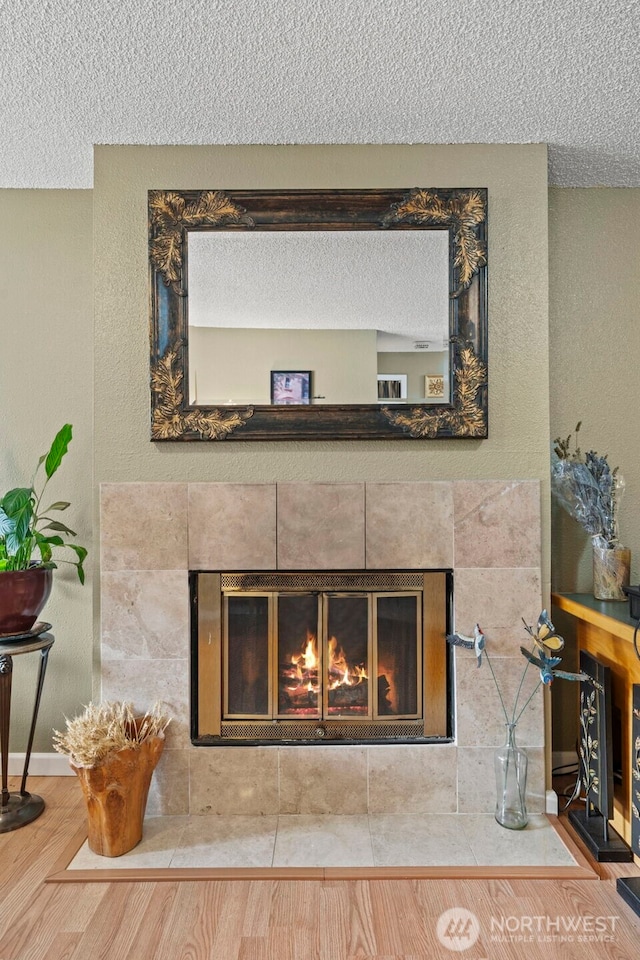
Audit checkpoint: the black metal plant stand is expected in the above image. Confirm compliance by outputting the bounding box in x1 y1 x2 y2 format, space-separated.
0 625 54 833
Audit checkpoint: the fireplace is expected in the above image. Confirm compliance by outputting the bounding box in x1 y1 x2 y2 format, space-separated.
100 479 544 816
192 570 451 744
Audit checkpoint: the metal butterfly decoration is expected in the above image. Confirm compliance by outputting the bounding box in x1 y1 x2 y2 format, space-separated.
522 609 565 654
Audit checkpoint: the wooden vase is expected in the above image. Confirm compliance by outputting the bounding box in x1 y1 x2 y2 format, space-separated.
71 735 165 857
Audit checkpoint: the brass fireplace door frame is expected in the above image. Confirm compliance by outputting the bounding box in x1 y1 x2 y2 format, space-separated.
192 571 449 744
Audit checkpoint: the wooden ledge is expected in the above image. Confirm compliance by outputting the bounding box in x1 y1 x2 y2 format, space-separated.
552 592 638 646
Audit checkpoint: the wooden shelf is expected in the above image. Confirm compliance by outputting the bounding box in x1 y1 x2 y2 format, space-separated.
552 592 639 645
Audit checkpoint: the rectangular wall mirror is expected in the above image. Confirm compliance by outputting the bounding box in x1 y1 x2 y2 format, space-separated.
149 187 488 441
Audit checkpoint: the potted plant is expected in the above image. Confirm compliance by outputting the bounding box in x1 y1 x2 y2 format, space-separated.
0 424 86 635
53 701 171 856
551 422 629 600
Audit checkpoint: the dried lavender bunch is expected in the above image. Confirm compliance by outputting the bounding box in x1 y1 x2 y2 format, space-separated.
551 423 623 548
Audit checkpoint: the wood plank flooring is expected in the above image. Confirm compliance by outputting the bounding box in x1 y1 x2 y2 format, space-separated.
1 777 640 959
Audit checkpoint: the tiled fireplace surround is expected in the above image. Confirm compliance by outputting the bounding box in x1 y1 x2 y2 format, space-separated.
99 480 544 819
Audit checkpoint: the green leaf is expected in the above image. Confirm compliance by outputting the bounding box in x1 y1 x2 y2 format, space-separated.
5 531 22 555
1 487 32 518
1 491 34 546
66 544 87 584
38 540 52 562
46 501 70 511
67 544 88 564
35 533 64 547
42 520 77 536
0 509 15 537
44 424 72 480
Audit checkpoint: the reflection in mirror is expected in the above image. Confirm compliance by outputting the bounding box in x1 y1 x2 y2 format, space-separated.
187 231 450 406
148 187 488 441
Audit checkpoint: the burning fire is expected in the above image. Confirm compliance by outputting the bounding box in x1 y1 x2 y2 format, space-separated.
281 632 369 716
291 633 318 678
327 636 367 688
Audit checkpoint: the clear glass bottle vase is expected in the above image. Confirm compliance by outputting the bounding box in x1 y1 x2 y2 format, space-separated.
494 722 528 829
592 540 630 601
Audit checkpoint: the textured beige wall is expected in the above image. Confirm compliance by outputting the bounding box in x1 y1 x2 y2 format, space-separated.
0 190 93 749
549 188 640 754
93 143 551 594
549 188 640 593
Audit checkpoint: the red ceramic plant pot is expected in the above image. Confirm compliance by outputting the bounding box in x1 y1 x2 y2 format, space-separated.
0 567 53 636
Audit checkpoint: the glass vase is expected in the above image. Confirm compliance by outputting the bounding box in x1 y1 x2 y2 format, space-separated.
592 542 630 601
494 722 528 830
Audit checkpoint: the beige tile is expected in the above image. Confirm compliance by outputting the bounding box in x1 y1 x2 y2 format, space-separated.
278 747 367 815
370 814 476 866
171 816 277 867
277 483 365 569
456 747 499 814
100 483 188 571
101 570 189 660
453 481 540 568
453 567 542 654
368 744 457 814
455 657 544 748
189 747 279 815
146 748 190 816
462 814 577 866
67 816 188 869
365 482 454 569
457 746 545 814
100 660 190 749
188 483 277 570
273 815 374 867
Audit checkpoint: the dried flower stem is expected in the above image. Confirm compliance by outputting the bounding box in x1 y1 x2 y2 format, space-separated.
53 701 171 768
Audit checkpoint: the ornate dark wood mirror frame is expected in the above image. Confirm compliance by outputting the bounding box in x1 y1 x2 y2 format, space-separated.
148 187 487 441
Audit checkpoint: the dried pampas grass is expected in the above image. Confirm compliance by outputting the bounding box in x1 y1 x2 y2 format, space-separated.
53 701 171 768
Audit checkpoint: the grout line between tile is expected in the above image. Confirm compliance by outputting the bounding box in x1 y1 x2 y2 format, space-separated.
366 813 377 867
272 816 279 868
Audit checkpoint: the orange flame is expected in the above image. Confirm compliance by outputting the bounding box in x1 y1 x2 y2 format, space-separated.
291 632 318 679
327 636 367 689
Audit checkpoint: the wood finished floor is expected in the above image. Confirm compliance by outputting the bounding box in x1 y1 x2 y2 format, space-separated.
1 777 640 960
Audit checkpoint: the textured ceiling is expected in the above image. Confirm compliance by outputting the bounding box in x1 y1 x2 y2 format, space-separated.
2 0 639 188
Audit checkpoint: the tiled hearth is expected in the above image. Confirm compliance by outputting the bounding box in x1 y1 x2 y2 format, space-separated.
68 813 580 873
99 480 544 819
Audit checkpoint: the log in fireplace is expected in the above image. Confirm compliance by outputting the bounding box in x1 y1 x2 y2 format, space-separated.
192 571 451 745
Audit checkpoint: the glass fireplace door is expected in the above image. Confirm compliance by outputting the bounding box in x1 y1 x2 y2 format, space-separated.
224 594 271 718
223 589 421 723
277 593 321 718
324 594 371 718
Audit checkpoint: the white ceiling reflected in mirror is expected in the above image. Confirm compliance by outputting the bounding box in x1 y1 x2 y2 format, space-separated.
149 187 487 440
187 231 450 406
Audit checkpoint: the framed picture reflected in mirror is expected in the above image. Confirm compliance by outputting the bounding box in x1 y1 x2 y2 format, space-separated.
377 374 407 401
271 371 312 405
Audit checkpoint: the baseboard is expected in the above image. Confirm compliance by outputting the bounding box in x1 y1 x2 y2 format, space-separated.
8 753 74 777
546 789 559 815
